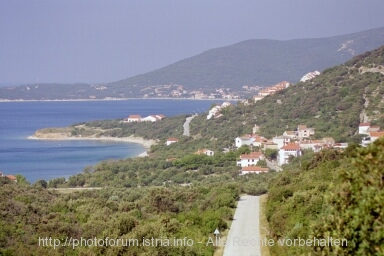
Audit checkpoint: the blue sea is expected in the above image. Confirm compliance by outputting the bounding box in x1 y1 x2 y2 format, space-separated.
0 99 221 183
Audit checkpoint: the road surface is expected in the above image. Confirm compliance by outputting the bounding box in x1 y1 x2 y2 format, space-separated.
183 114 197 136
223 195 262 256
266 159 282 172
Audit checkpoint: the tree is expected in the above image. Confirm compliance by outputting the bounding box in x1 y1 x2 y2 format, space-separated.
264 148 278 160
15 174 29 185
34 179 47 189
312 137 384 255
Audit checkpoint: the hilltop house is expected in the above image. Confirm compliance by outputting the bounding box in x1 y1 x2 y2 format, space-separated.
207 102 232 119
239 166 269 175
253 81 290 102
358 123 371 135
5 174 17 182
369 131 384 142
278 143 302 166
237 151 264 167
142 114 166 122
166 138 179 146
195 149 215 156
235 134 267 148
283 131 297 139
125 114 165 123
300 71 320 82
359 123 383 146
126 115 141 122
272 135 291 149
297 125 315 139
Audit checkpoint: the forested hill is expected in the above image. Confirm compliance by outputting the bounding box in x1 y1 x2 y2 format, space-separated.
189 45 384 144
1 27 384 101
109 27 384 90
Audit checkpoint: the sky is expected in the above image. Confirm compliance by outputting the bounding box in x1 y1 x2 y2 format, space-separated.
1 0 384 85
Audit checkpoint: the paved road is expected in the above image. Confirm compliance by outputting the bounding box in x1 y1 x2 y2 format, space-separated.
223 195 262 256
266 159 282 172
183 114 197 136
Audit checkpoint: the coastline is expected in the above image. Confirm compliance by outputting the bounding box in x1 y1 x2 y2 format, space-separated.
27 135 156 156
0 98 242 103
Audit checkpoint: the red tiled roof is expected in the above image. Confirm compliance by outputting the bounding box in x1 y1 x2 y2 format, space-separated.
281 143 300 150
298 125 307 130
240 152 263 159
241 166 269 172
5 175 17 180
167 138 179 142
128 115 141 119
370 132 384 137
359 122 371 126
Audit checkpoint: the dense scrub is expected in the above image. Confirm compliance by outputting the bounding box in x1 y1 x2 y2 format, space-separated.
0 181 239 255
266 139 384 255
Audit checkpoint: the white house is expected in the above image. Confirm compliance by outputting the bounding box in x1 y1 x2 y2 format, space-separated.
142 115 158 122
300 71 320 82
358 123 371 135
272 135 291 149
235 135 254 148
235 134 267 148
278 143 302 166
195 149 215 156
207 102 232 119
126 115 141 122
297 125 315 139
239 166 269 175
283 131 297 139
370 131 384 142
155 114 166 120
166 138 179 146
237 151 264 167
333 143 349 149
361 131 384 147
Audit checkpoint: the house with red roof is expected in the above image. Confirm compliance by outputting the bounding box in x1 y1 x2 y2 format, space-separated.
358 122 371 135
126 115 142 122
370 131 384 142
235 134 267 148
237 151 264 167
297 125 315 139
359 123 383 146
239 166 269 175
166 138 179 146
5 175 17 182
278 143 302 166
195 149 215 156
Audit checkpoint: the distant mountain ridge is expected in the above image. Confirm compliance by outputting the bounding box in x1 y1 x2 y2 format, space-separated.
110 27 384 88
1 27 384 100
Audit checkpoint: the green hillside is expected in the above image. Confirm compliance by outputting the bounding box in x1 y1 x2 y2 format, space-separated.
190 45 384 144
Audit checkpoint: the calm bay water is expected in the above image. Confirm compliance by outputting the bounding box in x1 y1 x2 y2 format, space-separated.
0 99 220 183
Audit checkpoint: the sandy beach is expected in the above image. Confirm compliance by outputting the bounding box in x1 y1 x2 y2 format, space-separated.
28 134 156 156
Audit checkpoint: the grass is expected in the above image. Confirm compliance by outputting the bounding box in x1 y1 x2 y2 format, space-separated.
259 194 271 256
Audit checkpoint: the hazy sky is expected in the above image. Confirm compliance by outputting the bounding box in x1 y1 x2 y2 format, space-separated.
1 0 384 85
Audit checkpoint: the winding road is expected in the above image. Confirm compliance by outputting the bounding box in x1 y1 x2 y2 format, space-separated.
223 195 262 256
183 114 198 136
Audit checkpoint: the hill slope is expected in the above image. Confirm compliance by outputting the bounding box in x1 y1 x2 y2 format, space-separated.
1 27 384 100
189 45 384 144
109 27 384 90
